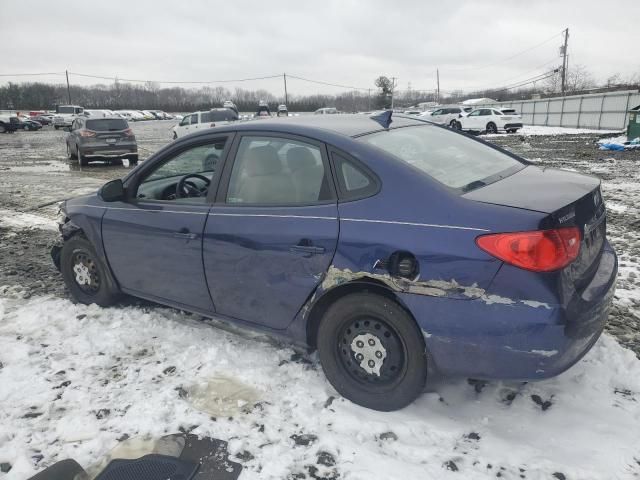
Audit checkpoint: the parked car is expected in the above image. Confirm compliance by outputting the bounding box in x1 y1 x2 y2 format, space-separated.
64 116 138 166
277 104 289 117
53 105 84 129
52 113 616 411
314 107 338 114
31 114 52 125
172 108 239 139
18 117 43 131
0 112 20 133
427 105 473 127
403 109 422 115
457 107 523 134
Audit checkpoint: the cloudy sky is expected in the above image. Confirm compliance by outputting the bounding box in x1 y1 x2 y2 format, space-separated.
1 0 638 97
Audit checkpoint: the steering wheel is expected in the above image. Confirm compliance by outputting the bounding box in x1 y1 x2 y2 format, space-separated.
176 174 211 199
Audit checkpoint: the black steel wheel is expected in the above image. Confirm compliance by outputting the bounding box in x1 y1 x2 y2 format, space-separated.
317 292 427 411
60 235 120 306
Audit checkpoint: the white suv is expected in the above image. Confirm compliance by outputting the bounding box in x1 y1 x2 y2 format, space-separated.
427 105 473 127
457 108 523 134
172 108 239 139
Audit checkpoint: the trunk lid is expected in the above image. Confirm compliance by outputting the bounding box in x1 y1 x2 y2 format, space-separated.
465 165 606 287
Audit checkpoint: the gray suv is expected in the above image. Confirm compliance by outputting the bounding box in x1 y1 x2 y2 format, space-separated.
66 117 138 166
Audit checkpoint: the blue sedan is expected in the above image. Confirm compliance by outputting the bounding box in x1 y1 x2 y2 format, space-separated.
52 112 617 411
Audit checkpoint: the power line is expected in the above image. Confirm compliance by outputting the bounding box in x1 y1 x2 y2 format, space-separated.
0 72 65 77
444 30 564 72
286 74 370 91
69 71 283 84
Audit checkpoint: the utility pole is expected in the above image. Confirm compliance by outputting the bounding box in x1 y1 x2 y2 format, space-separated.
367 88 371 111
560 28 569 95
436 69 440 104
390 76 397 110
65 70 72 104
283 73 288 105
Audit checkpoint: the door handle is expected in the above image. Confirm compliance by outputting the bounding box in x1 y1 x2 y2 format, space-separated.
290 244 325 255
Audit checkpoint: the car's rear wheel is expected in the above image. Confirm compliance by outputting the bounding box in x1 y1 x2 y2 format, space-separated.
67 142 77 160
54 125 59 130
0 124 6 134
317 292 427 411
486 122 498 134
129 154 139 165
60 235 120 306
78 149 89 167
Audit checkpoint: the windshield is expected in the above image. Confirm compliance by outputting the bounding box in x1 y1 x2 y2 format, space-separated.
86 119 128 131
360 125 524 192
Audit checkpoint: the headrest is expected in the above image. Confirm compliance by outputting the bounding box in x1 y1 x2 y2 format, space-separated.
244 145 282 176
286 147 317 172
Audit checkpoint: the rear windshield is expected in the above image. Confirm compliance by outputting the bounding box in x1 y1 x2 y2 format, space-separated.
360 125 524 192
86 119 128 131
202 109 238 122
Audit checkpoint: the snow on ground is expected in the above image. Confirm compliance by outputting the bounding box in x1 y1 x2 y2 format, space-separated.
1 296 640 480
0 209 57 231
484 125 622 137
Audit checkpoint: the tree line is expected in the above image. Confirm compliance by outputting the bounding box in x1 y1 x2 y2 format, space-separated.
1 67 637 113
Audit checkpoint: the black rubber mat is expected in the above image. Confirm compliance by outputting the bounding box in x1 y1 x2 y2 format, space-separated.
94 454 199 480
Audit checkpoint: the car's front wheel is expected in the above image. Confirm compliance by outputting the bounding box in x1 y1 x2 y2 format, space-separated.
60 235 120 306
317 292 427 411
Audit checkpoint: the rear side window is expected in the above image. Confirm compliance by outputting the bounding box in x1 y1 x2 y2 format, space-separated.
332 152 379 201
86 119 128 131
360 125 524 192
204 109 239 122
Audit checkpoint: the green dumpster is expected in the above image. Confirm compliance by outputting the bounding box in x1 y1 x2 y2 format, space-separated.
628 105 640 140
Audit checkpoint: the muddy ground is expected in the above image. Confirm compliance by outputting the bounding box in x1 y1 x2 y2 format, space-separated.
0 121 639 357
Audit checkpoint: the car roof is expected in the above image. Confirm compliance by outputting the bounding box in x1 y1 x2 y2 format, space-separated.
214 113 430 138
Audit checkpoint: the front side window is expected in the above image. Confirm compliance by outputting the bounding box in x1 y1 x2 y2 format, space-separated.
136 140 227 202
180 115 191 126
226 136 332 205
360 125 524 192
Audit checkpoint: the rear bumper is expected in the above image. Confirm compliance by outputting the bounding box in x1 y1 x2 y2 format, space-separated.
502 123 523 130
80 144 137 158
400 242 617 380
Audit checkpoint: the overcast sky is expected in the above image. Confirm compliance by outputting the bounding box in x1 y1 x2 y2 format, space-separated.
1 0 638 98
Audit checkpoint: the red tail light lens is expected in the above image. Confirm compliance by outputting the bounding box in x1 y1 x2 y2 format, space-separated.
476 227 581 272
80 129 96 138
123 128 134 137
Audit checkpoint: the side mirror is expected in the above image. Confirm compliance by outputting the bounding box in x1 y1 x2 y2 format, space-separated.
99 179 125 202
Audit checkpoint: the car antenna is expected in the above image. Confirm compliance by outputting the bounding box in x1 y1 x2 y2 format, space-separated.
370 110 392 129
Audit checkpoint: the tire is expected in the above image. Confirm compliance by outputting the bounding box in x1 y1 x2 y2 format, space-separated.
60 235 120 306
486 122 498 134
67 142 77 160
54 125 60 130
507 129 519 134
78 149 89 167
0 123 6 134
129 154 139 165
449 120 458 129
317 292 427 411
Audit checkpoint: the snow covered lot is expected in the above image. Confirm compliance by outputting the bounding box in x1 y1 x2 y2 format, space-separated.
1 123 639 479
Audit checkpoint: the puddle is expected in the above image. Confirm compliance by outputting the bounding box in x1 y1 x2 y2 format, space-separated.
187 375 260 417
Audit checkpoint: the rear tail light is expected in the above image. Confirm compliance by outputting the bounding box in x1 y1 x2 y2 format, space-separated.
123 128 134 137
80 129 96 138
476 227 581 272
